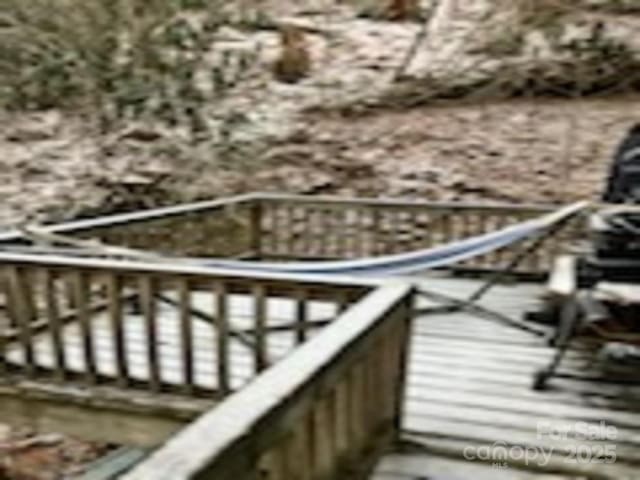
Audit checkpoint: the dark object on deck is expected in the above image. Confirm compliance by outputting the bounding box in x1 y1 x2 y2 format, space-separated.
603 123 640 203
532 207 640 390
591 207 640 265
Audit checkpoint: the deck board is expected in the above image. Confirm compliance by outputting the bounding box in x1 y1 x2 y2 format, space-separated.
372 453 587 480
373 277 640 480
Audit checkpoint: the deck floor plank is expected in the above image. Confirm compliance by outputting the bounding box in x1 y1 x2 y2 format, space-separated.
374 277 640 480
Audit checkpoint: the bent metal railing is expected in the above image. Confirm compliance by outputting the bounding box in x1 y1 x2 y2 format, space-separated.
0 193 261 259
122 283 413 480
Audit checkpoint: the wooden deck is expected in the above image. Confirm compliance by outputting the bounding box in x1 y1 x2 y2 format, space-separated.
372 276 640 480
9 274 640 479
0 194 604 478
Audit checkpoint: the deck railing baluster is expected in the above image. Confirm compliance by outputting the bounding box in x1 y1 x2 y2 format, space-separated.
330 209 336 257
360 208 368 257
272 206 281 257
349 363 366 449
378 210 388 254
317 208 327 258
43 269 66 381
443 208 454 246
253 284 268 373
0 275 8 332
7 267 35 377
178 277 194 395
285 206 295 258
333 379 349 467
72 271 97 384
257 205 266 258
301 208 311 258
336 209 347 258
214 281 230 396
379 329 394 425
294 288 309 344
0 327 5 374
364 350 378 437
369 339 384 431
295 420 313 480
107 273 128 387
390 209 399 253
139 275 161 393
312 394 334 478
371 210 382 256
462 210 471 241
0 270 7 373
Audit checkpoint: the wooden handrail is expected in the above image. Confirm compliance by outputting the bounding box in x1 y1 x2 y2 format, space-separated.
254 192 568 212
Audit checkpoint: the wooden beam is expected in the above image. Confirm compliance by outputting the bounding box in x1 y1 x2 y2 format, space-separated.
0 381 212 447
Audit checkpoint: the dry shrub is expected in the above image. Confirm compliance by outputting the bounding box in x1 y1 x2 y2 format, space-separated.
585 0 640 14
376 16 640 109
0 0 257 136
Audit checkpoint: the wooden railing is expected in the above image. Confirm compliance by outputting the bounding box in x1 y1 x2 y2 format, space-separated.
0 193 578 477
253 193 588 275
122 283 413 480
0 193 260 259
0 252 374 399
0 193 588 275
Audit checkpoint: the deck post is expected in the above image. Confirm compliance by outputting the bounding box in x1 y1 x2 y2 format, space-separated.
392 292 414 439
249 200 263 259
